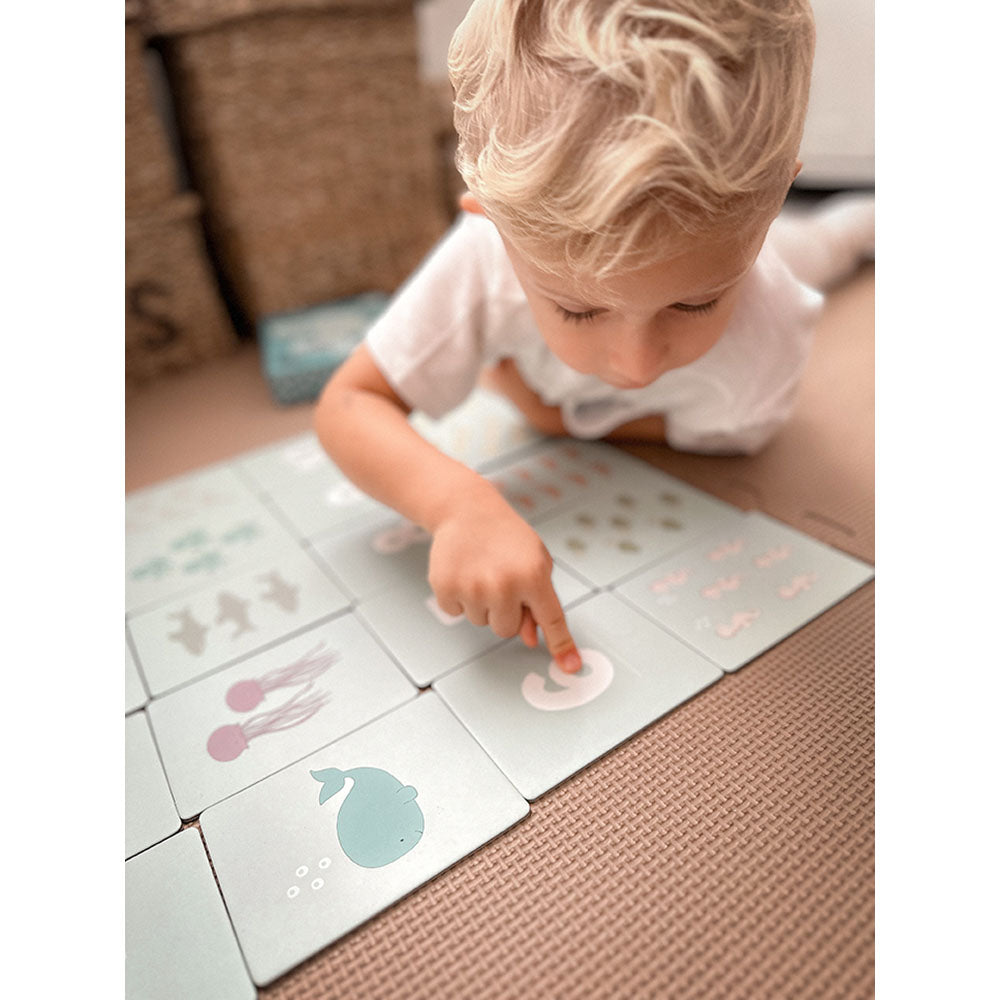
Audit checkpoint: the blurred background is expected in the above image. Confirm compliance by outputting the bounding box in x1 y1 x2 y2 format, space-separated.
124 0 874 401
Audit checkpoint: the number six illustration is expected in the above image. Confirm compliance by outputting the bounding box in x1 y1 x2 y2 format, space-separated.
521 648 614 711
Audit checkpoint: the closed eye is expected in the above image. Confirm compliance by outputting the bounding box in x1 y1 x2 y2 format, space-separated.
556 305 603 323
671 297 720 315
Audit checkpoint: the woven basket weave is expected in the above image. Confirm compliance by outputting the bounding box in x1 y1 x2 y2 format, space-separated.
125 2 180 213
145 0 450 322
125 193 239 385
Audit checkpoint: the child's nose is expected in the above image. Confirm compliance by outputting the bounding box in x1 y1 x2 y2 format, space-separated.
610 320 668 383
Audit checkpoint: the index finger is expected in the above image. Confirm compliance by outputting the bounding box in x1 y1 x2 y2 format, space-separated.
528 585 581 674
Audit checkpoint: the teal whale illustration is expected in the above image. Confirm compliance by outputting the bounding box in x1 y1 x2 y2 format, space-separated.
311 766 424 868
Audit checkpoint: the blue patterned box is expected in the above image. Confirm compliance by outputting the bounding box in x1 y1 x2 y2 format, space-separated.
258 292 389 404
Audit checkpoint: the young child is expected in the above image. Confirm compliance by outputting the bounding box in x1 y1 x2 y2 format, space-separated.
315 0 873 675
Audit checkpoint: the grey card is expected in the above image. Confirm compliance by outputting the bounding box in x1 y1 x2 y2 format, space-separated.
235 432 387 540
234 431 337 495
200 692 529 986
614 511 875 673
433 592 723 801
125 712 180 858
409 388 543 471
128 546 351 697
355 564 591 687
125 462 259 538
148 616 417 819
125 829 255 1000
125 494 300 615
536 471 743 588
310 511 433 603
125 637 147 714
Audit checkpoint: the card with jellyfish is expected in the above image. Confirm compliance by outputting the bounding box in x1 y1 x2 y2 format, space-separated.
200 692 528 987
534 471 745 589
434 592 722 801
127 546 351 697
126 830 255 1000
613 512 875 672
148 615 417 818
125 712 180 858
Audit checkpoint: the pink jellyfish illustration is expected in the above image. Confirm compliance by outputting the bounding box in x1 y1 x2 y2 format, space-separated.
207 686 332 762
225 643 338 712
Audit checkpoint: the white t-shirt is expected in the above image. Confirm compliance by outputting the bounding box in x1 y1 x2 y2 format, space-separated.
366 213 824 455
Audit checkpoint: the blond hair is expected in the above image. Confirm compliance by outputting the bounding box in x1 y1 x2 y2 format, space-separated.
449 0 815 276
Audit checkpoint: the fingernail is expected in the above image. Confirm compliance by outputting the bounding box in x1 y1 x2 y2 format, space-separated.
557 650 582 673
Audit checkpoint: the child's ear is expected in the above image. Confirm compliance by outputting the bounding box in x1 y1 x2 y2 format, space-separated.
459 191 486 215
792 159 803 181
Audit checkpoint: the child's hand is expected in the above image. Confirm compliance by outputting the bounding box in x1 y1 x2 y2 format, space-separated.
427 491 582 673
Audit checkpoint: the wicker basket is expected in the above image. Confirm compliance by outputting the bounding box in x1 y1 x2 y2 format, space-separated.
143 0 450 322
125 192 239 384
125 2 181 213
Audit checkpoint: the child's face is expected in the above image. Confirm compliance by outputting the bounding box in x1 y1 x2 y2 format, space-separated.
500 224 770 389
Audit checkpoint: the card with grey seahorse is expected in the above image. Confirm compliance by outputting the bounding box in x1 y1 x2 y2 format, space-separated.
614 511 875 672
199 692 528 987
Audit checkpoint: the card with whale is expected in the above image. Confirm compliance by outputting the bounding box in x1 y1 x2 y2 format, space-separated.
200 692 529 986
433 592 723 800
613 511 875 673
125 829 255 1000
147 615 417 819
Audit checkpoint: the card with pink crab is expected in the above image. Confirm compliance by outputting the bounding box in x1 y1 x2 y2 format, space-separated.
614 512 874 672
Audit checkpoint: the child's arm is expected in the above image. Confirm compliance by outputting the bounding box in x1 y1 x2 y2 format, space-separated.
315 345 582 673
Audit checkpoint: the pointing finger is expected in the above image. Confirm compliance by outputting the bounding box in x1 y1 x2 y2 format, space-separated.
518 607 539 648
530 587 581 673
